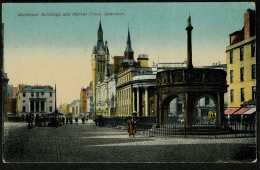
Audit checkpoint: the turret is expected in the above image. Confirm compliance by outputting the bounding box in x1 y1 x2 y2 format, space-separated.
137 54 149 67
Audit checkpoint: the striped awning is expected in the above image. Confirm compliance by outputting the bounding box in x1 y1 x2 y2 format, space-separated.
233 107 250 114
243 107 256 115
224 108 240 115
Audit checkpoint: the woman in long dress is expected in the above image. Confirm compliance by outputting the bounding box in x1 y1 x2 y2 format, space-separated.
128 117 136 137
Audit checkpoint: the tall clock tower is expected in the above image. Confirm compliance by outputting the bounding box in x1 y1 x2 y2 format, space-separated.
91 20 110 115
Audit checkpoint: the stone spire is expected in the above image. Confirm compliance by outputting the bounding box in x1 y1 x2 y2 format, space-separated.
124 27 134 60
186 14 193 69
97 20 103 43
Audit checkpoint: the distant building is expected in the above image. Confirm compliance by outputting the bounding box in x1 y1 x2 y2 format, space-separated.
16 85 55 117
7 84 13 97
80 88 87 113
86 81 93 116
96 65 117 117
226 9 256 108
1 23 9 121
68 100 80 117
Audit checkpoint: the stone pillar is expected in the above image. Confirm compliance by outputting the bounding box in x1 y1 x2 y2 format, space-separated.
145 87 148 117
183 92 194 126
217 92 224 127
29 101 31 113
34 102 36 113
155 94 160 126
132 88 135 112
137 88 140 115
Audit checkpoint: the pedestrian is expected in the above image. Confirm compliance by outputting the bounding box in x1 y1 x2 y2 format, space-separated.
70 117 72 124
82 117 85 124
75 117 78 126
66 117 68 124
62 117 65 125
94 118 98 126
128 116 136 137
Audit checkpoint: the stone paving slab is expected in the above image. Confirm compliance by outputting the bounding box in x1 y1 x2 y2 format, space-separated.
3 122 257 163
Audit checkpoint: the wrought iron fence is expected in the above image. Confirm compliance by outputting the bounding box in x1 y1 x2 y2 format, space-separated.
100 116 255 138
146 121 256 138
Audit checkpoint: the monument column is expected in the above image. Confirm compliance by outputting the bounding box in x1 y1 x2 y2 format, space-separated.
186 14 193 69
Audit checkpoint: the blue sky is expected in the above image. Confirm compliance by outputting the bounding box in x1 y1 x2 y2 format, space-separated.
3 2 255 105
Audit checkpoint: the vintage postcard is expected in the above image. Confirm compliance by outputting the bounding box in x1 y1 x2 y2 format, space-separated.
1 2 257 168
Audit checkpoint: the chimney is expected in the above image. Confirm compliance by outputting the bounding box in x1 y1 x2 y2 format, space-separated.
244 9 255 40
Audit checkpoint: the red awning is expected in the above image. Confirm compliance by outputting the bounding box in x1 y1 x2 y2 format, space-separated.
234 108 250 114
224 108 240 115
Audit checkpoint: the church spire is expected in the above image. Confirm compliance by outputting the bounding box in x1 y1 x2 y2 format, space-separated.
124 27 134 60
125 27 133 53
97 20 103 42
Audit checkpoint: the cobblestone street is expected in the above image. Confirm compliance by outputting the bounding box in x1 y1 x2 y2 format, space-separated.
3 120 256 163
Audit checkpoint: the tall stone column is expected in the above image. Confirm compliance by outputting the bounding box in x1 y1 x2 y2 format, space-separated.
132 88 135 112
34 101 36 113
186 15 193 69
137 88 140 115
145 87 148 117
217 92 224 127
29 101 31 113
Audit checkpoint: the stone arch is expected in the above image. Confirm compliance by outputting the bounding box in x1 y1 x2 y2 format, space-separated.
160 94 178 124
193 93 218 123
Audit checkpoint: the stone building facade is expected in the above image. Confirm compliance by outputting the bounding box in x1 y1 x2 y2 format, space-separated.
17 85 55 117
226 9 256 107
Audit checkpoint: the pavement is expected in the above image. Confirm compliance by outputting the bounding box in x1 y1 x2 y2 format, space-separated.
3 119 257 163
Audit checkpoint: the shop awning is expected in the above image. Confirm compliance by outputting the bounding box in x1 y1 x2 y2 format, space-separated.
233 107 250 114
224 108 240 115
243 107 256 115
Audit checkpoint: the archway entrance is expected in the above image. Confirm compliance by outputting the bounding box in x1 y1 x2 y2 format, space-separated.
195 95 217 124
159 95 184 124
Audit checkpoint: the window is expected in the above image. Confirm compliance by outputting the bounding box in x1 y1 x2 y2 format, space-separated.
36 92 39 97
23 92 26 97
22 106 26 112
31 92 34 97
36 102 39 112
41 102 44 112
240 67 244 81
240 47 244 61
229 51 233 64
50 92 52 97
241 88 244 102
23 100 25 103
230 89 234 102
49 106 52 112
252 64 256 79
230 70 233 83
252 86 256 100
251 43 256 57
41 92 44 96
30 101 34 112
